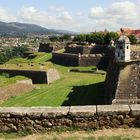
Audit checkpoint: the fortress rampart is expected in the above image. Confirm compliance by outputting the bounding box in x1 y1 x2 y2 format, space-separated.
0 68 60 84
52 52 102 66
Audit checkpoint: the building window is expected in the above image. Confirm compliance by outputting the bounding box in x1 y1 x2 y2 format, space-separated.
127 46 129 49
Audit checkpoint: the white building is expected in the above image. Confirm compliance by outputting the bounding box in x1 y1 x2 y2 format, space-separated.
115 35 131 62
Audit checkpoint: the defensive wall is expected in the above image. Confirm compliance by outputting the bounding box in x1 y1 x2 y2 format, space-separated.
0 105 139 132
52 52 102 66
0 68 60 84
38 42 65 53
65 45 108 54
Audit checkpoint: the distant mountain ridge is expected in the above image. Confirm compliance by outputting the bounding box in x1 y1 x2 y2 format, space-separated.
0 21 76 37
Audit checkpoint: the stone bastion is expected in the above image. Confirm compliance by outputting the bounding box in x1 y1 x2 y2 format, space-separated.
0 68 60 84
0 105 139 132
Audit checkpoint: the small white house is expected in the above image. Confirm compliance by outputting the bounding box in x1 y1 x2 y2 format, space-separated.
115 35 131 62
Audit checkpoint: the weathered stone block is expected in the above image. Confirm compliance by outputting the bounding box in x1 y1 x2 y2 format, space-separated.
97 105 130 115
130 104 140 116
69 106 96 117
39 107 69 118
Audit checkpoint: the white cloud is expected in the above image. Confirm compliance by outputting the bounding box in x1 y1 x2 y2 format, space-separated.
89 6 104 18
89 1 140 31
76 12 84 16
57 11 72 21
18 6 73 29
0 7 16 22
49 6 65 12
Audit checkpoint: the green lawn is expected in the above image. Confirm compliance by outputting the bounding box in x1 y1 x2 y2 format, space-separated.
0 64 105 107
6 52 52 64
0 53 53 71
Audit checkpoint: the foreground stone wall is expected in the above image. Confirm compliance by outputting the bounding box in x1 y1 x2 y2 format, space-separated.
0 105 139 132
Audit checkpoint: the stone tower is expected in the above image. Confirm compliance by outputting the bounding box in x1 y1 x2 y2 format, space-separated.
115 35 131 62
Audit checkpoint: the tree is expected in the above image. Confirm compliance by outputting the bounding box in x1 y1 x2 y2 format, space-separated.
60 34 71 41
12 46 29 57
91 32 105 44
128 34 137 44
73 34 86 42
86 34 94 44
104 32 119 44
49 36 59 42
0 46 29 64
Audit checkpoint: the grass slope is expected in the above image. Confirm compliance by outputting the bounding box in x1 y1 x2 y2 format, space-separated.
0 75 29 87
0 53 53 71
0 64 105 107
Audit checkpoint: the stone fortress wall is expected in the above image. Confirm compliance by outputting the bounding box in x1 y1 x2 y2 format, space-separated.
52 43 107 66
52 53 102 66
65 44 107 54
38 42 65 52
0 69 60 84
0 105 139 132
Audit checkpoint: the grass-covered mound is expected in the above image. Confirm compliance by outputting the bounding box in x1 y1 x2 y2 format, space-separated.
0 74 29 87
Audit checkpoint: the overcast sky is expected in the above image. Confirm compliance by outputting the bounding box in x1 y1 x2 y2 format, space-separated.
0 0 140 32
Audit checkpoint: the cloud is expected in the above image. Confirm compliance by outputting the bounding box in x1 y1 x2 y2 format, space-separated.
76 12 84 16
89 6 104 19
57 11 72 21
89 1 140 30
0 7 16 22
49 6 65 12
18 6 73 29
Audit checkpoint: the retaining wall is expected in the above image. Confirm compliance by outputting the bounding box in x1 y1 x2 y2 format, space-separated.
38 43 65 53
0 105 139 132
65 45 107 54
0 68 60 84
52 53 102 66
52 53 79 66
79 55 102 66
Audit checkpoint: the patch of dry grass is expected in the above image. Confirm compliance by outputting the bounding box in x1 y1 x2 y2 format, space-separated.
0 128 139 140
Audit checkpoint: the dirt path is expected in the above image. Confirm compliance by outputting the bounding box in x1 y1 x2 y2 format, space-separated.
2 128 139 140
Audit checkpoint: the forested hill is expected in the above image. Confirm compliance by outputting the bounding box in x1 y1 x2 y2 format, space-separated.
0 21 75 37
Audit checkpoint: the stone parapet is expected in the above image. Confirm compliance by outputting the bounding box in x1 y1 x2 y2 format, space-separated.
0 105 139 132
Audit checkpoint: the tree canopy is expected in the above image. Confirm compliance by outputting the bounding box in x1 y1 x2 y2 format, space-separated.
104 32 119 44
128 34 137 44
